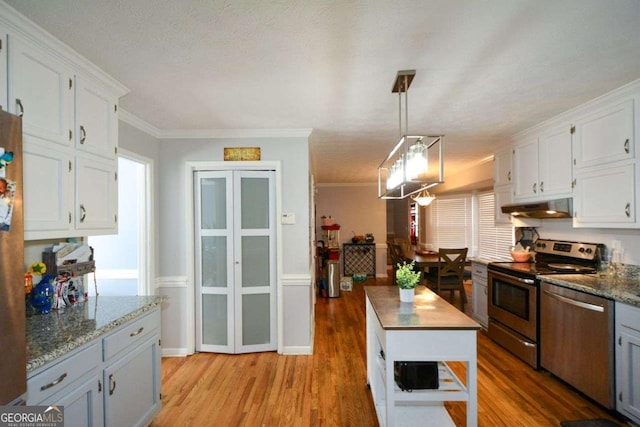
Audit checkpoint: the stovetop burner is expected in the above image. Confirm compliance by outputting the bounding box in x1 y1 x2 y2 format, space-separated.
489 239 603 278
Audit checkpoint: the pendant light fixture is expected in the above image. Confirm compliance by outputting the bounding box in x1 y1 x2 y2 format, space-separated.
378 70 444 199
412 189 436 206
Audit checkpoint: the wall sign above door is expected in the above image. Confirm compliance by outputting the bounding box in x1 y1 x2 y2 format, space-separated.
223 147 261 161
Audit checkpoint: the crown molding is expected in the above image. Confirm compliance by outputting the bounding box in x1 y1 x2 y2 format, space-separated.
157 128 313 140
119 109 162 139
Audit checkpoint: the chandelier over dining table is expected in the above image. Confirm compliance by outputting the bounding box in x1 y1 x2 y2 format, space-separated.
378 70 444 200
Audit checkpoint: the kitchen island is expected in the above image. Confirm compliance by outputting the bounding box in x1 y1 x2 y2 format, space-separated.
365 286 481 427
25 295 166 426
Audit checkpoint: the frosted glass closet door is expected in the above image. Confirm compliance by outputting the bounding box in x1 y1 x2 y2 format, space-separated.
195 170 276 354
234 172 276 353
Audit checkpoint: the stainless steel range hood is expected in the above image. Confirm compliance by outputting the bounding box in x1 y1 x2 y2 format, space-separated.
501 198 573 219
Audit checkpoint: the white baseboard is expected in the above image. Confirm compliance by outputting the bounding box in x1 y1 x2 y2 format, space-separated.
161 347 190 357
281 345 312 355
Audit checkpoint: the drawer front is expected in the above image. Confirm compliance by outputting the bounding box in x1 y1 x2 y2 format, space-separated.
28 343 99 404
103 309 160 361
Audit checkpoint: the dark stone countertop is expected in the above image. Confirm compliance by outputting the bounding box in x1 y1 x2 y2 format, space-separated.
538 265 640 308
26 295 166 373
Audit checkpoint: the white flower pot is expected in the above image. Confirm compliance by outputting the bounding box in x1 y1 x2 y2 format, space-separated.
399 288 415 303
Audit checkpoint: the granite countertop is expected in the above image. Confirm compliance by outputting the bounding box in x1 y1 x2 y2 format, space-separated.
26 295 166 373
365 286 480 330
538 267 640 307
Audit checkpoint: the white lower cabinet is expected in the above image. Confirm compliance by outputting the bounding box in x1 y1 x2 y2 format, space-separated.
104 336 161 427
27 308 161 427
616 302 640 424
471 262 488 328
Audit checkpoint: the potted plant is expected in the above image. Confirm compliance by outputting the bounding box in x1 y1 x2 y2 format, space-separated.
396 261 422 303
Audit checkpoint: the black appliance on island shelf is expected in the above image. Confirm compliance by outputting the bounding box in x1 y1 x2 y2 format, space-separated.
487 239 603 369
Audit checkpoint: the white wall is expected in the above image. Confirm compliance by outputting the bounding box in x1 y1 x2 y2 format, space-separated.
157 136 312 355
315 184 387 277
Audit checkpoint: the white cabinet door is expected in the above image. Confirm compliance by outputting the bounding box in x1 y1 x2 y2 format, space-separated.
494 148 512 187
616 302 640 424
76 76 118 159
471 262 488 328
573 163 636 227
573 99 634 169
7 34 74 147
538 124 573 198
494 185 512 225
103 336 161 427
49 376 103 427
512 138 538 199
76 154 117 232
0 28 7 111
23 141 73 239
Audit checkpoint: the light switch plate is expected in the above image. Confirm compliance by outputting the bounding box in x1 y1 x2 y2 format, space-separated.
281 213 296 225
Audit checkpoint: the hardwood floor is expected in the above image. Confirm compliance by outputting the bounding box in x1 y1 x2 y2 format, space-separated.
151 276 628 426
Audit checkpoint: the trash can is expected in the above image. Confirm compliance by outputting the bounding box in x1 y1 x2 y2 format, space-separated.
326 260 340 298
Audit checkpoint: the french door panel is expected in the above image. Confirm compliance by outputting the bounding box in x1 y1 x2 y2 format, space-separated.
195 170 276 354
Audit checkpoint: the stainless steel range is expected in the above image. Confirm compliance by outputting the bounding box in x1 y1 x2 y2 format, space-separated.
487 239 603 369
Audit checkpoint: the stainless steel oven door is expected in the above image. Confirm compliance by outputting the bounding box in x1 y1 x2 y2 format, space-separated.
488 269 537 341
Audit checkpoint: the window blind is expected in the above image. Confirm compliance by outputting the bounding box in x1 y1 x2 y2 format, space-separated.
428 195 473 249
478 191 514 259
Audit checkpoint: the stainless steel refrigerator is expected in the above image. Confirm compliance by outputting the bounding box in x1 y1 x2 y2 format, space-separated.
0 109 26 405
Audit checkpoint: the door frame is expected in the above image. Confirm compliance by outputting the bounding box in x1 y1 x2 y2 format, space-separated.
185 160 283 354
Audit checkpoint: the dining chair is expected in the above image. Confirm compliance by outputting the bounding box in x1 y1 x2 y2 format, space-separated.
424 248 469 311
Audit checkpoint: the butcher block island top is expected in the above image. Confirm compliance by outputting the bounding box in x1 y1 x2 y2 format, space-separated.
364 285 481 331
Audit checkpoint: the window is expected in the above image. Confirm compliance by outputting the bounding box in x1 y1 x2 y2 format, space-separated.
426 195 473 249
477 191 514 259
422 191 513 259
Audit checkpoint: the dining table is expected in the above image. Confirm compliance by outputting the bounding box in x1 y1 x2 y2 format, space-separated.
401 246 471 270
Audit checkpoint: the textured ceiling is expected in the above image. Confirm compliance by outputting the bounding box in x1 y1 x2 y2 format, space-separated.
6 0 640 184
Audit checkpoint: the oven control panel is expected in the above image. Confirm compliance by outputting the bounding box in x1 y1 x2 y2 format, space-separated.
535 239 600 261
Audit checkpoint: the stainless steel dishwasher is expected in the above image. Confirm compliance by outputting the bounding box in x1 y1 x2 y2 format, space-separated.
540 281 614 408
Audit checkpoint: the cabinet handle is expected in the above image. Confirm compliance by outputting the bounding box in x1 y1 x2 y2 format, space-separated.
619 336 622 346
624 139 629 154
532 183 537 194
539 181 544 193
98 379 102 393
507 171 511 182
80 204 87 223
571 179 576 189
484 286 488 295
68 212 72 224
40 372 67 391
80 125 87 144
543 289 604 312
68 129 72 141
130 326 144 337
16 98 24 117
625 203 631 217
109 374 116 395
620 392 623 402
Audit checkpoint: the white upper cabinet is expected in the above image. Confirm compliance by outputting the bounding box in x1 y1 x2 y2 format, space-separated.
572 99 634 169
22 139 73 239
512 124 573 201
75 154 117 231
493 148 512 187
7 33 74 147
512 136 539 199
572 94 638 228
537 124 573 198
0 27 7 111
75 75 118 159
